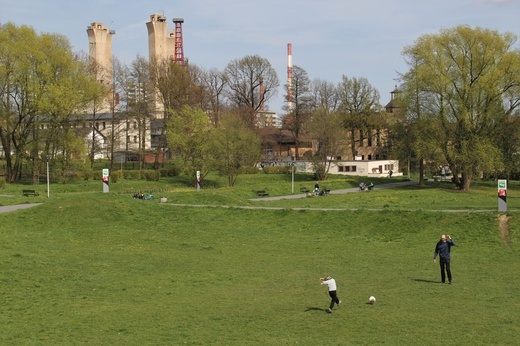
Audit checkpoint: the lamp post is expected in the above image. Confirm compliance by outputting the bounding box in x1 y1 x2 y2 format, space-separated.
46 156 50 198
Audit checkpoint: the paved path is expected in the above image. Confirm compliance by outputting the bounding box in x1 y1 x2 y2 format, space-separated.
249 180 418 202
0 203 41 213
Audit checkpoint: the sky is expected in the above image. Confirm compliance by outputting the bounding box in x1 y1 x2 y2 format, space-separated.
1 0 519 114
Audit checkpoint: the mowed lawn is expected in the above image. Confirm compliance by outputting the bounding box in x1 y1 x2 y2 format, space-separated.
0 176 518 345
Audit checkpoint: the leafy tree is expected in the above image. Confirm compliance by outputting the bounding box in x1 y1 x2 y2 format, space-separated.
166 105 212 182
223 55 279 128
209 114 261 187
150 59 204 167
0 23 96 182
402 26 520 190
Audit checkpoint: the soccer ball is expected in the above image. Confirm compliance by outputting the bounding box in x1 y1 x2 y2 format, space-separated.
369 296 376 304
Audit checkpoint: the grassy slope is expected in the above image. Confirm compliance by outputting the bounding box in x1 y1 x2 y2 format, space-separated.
0 175 518 345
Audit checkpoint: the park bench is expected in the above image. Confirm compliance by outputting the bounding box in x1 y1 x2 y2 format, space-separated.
256 190 269 197
300 187 310 193
22 189 39 197
322 188 331 195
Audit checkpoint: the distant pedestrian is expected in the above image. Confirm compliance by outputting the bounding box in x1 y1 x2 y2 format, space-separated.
433 234 456 284
314 182 320 196
320 275 341 313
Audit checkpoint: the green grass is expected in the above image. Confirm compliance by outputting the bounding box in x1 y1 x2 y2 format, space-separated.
0 174 518 344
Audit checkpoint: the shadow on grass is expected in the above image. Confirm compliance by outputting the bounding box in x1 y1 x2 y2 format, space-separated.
413 278 441 284
304 307 329 312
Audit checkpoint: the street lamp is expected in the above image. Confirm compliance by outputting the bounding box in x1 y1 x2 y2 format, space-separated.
46 156 50 198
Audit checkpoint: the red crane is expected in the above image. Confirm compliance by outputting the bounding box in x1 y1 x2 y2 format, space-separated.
172 18 185 63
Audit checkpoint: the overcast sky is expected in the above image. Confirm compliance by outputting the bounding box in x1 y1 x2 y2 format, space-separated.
1 0 519 113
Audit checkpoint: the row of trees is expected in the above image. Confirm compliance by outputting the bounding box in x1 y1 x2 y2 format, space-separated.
1 22 519 190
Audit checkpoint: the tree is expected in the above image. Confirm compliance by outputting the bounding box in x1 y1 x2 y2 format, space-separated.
309 79 339 112
150 59 205 167
115 55 153 170
223 55 279 128
307 109 346 180
166 105 212 182
0 23 96 182
282 65 312 159
209 114 261 187
402 26 520 190
337 76 381 159
201 68 227 126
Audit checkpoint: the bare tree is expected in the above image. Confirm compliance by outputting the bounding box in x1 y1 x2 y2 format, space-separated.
223 55 279 128
282 65 312 159
337 76 381 159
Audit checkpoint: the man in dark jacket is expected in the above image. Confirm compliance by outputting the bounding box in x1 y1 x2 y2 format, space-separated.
433 234 456 284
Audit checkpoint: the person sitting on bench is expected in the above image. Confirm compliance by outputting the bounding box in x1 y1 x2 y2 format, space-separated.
359 182 366 191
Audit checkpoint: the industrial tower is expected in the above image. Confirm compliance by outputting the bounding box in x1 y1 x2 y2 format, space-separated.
287 43 294 112
86 22 115 112
172 18 185 63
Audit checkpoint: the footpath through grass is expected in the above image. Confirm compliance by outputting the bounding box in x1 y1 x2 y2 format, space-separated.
0 174 518 344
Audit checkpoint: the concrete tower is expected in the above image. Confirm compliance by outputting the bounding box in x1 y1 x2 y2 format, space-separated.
146 14 176 65
146 14 176 116
86 22 115 87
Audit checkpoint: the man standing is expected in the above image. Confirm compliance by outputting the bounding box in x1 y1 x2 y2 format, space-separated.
433 234 456 284
320 275 341 313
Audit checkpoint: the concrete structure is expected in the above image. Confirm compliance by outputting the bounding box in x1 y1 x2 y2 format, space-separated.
146 14 176 116
86 22 115 113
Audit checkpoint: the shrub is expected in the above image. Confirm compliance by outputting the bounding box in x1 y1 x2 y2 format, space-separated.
239 166 259 174
124 170 142 180
160 166 179 177
263 166 291 174
110 170 122 183
143 170 160 181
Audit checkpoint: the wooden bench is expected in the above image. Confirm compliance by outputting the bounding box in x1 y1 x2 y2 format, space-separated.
300 187 310 193
22 189 39 197
256 190 269 197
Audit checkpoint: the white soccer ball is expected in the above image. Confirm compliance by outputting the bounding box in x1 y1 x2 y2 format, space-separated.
369 296 376 304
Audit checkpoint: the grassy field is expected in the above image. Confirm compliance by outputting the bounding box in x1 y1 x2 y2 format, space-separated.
0 174 518 345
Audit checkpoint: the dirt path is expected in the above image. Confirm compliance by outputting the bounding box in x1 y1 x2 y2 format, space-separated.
498 214 512 250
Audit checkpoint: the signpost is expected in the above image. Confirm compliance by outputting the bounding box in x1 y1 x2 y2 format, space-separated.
498 179 507 212
102 168 109 193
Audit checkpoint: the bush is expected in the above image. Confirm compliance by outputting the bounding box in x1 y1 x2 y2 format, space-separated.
143 170 160 181
111 170 122 183
160 166 179 177
124 170 142 180
263 166 291 174
239 166 259 174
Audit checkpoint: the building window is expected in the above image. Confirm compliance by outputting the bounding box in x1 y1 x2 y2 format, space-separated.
368 155 372 160
359 130 364 146
134 136 137 143
102 122 106 129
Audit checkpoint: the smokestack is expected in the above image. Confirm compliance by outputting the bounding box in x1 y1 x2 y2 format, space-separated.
287 43 294 111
